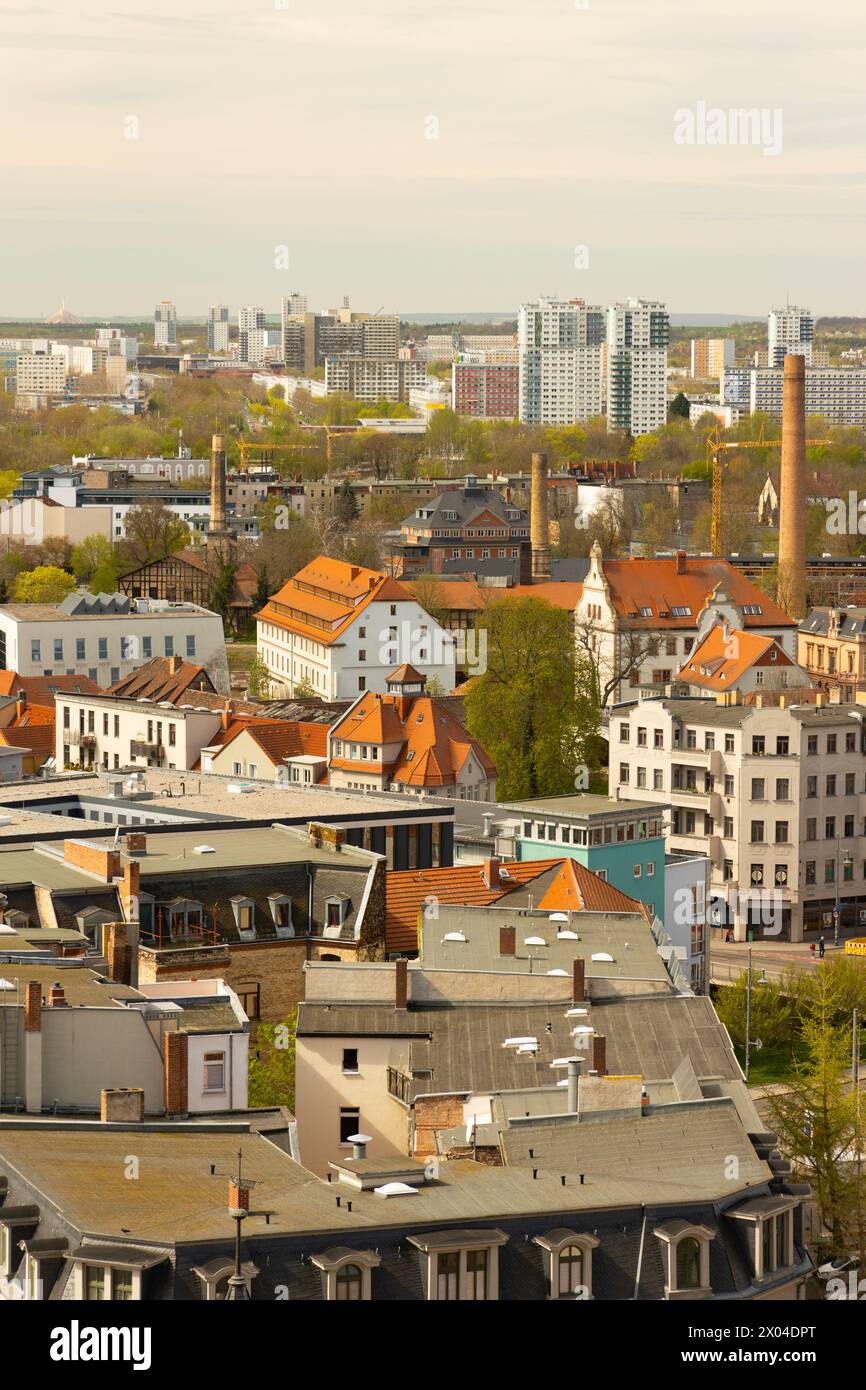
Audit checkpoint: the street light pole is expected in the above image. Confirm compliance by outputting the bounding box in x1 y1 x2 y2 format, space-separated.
745 946 752 1083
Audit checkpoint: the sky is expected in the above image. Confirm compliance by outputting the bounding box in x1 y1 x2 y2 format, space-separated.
2 0 864 318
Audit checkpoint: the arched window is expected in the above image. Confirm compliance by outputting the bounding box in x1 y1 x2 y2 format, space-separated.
676 1237 702 1290
335 1263 363 1301
557 1246 583 1296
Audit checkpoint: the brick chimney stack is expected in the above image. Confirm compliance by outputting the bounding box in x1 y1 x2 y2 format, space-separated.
24 980 42 1031
395 957 408 1010
592 1032 606 1077
499 925 516 957
777 354 807 619
572 957 586 1004
164 1031 189 1115
530 452 551 580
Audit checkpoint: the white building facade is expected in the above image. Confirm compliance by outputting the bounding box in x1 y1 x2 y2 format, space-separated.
517 298 606 425
606 299 669 437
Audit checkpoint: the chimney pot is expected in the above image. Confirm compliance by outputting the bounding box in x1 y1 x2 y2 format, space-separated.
47 982 67 1007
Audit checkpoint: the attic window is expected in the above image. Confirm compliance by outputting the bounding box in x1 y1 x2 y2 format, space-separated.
640 606 653 617
325 896 350 935
671 606 691 617
230 897 256 939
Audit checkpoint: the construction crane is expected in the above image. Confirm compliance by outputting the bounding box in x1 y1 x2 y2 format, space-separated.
707 425 830 556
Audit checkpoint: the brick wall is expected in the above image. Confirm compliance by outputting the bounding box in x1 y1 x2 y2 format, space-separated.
63 839 121 881
412 1094 464 1157
164 1032 189 1115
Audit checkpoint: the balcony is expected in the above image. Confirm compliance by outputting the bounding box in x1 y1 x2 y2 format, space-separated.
130 740 165 762
67 730 96 749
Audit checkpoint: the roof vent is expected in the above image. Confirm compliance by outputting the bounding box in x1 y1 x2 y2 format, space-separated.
193 845 216 854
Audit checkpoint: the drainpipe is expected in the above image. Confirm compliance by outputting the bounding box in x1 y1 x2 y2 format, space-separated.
632 1205 648 1300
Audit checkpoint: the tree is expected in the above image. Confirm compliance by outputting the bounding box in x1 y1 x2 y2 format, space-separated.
11 565 76 605
464 597 598 800
247 1012 297 1110
119 500 189 568
768 965 866 1258
71 534 118 589
247 654 272 701
574 612 655 708
210 557 238 624
668 391 691 421
714 969 795 1049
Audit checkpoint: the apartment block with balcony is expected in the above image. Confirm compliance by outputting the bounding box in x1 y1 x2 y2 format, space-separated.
57 692 222 772
611 694 866 943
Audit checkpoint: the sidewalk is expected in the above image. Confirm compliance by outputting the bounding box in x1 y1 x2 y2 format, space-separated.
710 935 850 984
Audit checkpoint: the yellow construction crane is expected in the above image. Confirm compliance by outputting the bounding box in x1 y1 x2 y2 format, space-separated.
707 426 830 556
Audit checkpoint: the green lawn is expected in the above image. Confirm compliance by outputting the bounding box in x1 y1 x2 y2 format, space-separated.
734 1040 809 1087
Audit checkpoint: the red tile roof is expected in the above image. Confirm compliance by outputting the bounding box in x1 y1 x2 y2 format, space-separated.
385 858 647 954
678 624 799 691
106 658 217 703
331 693 495 789
0 673 101 702
601 557 796 629
257 557 414 645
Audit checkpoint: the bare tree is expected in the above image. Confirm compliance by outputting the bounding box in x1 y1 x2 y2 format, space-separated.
574 613 657 706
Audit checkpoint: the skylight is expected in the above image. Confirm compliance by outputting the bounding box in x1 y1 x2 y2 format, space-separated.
503 1036 538 1049
443 931 466 942
524 936 547 946
591 952 614 962
374 1182 420 1197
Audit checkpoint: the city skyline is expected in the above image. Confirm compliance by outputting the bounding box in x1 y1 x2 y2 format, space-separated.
2 0 864 315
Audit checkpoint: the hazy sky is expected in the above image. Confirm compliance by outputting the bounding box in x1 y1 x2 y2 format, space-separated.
2 0 864 317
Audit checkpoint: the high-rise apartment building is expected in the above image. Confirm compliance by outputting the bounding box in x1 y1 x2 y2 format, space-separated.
606 298 669 437
452 355 519 418
361 315 400 359
517 297 605 425
207 305 230 354
282 292 307 318
154 301 177 348
690 337 735 379
238 306 266 364
768 306 813 367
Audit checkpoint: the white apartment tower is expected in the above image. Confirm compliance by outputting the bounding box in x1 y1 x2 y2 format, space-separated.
282 292 307 318
153 301 177 348
238 306 266 364
207 305 230 353
517 298 606 425
768 306 813 368
606 298 669 437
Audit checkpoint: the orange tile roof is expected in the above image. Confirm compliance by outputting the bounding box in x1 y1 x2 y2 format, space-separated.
204 718 329 766
385 858 647 954
494 582 584 611
0 724 55 755
405 579 488 611
678 624 797 691
601 557 796 629
331 694 495 788
256 557 414 645
0 673 101 701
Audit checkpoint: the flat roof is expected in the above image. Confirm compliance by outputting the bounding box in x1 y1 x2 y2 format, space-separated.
0 770 455 833
503 794 665 819
420 905 669 984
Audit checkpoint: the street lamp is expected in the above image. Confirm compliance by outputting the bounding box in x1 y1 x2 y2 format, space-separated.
744 946 769 1083
835 835 855 948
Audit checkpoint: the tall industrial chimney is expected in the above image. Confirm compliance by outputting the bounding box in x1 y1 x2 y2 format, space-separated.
211 434 227 533
530 451 551 580
777 355 806 619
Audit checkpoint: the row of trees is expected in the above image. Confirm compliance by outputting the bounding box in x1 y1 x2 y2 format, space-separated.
716 958 866 1260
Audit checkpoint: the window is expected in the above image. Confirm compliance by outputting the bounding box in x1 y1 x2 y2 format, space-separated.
437 1251 460 1301
619 763 629 784
750 821 764 843
339 1107 360 1145
114 1269 133 1301
342 1048 359 1074
826 775 837 797
846 731 857 753
465 1248 488 1300
776 779 789 800
143 636 152 658
164 636 174 657
335 1264 363 1301
98 638 108 660
806 775 817 798
805 861 816 885
85 1265 107 1300
203 1052 226 1091
676 1238 701 1288
76 638 86 660
633 864 642 879
725 733 735 753
826 817 836 839
807 735 818 755
654 729 664 749
827 735 837 754
31 639 40 663
752 736 765 755
775 821 789 844
653 770 664 790
776 737 789 755
186 635 196 658
751 778 765 800
558 1246 583 1296
637 727 647 747
724 775 734 795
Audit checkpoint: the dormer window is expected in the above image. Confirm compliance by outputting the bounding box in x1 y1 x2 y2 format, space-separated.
325 896 350 935
533 1229 599 1300
311 1247 380 1301
268 894 293 936
408 1230 508 1301
653 1220 714 1298
230 896 256 939
727 1197 797 1281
